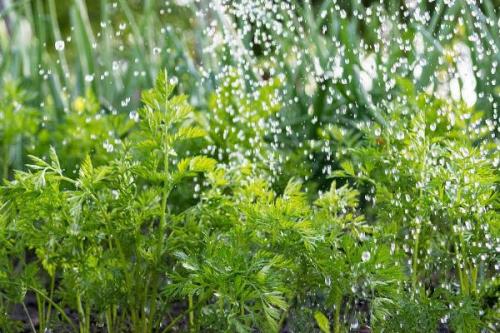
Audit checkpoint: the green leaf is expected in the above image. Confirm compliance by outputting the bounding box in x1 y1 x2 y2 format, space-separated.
155 69 175 101
79 155 94 180
48 146 60 170
177 158 191 174
340 160 355 176
314 311 330 333
174 126 207 141
189 156 217 173
264 292 288 311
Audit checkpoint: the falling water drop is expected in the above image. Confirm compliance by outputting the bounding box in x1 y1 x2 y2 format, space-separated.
55 40 65 51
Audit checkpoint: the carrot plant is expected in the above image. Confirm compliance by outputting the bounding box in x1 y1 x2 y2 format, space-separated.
164 165 406 332
0 72 411 332
335 86 499 331
1 71 218 332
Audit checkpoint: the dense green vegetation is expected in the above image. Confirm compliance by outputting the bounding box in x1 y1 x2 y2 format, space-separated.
0 0 498 332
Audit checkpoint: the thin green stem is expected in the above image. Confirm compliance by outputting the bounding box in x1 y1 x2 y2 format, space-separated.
458 233 470 296
455 242 467 295
333 294 342 333
160 311 186 333
105 307 113 333
76 292 86 333
22 302 37 333
36 293 44 333
145 273 160 333
278 295 297 331
144 112 173 333
44 273 56 330
1 281 78 332
160 294 209 333
412 231 420 291
85 302 91 333
2 141 9 182
470 263 478 296
188 294 195 332
160 125 171 235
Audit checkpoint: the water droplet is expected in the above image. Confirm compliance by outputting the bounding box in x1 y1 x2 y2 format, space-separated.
103 140 114 153
129 110 139 122
169 76 178 85
325 275 331 287
55 40 65 51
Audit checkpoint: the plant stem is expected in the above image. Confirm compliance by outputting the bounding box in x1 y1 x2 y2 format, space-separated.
105 307 113 333
470 263 478 296
412 231 420 290
145 273 161 333
455 242 467 295
334 294 342 333
44 273 56 330
17 283 78 332
143 119 173 333
76 292 87 333
458 234 470 296
160 125 171 235
22 302 37 333
85 302 91 333
188 294 195 332
36 293 44 333
160 294 210 333
278 295 297 331
2 141 9 181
